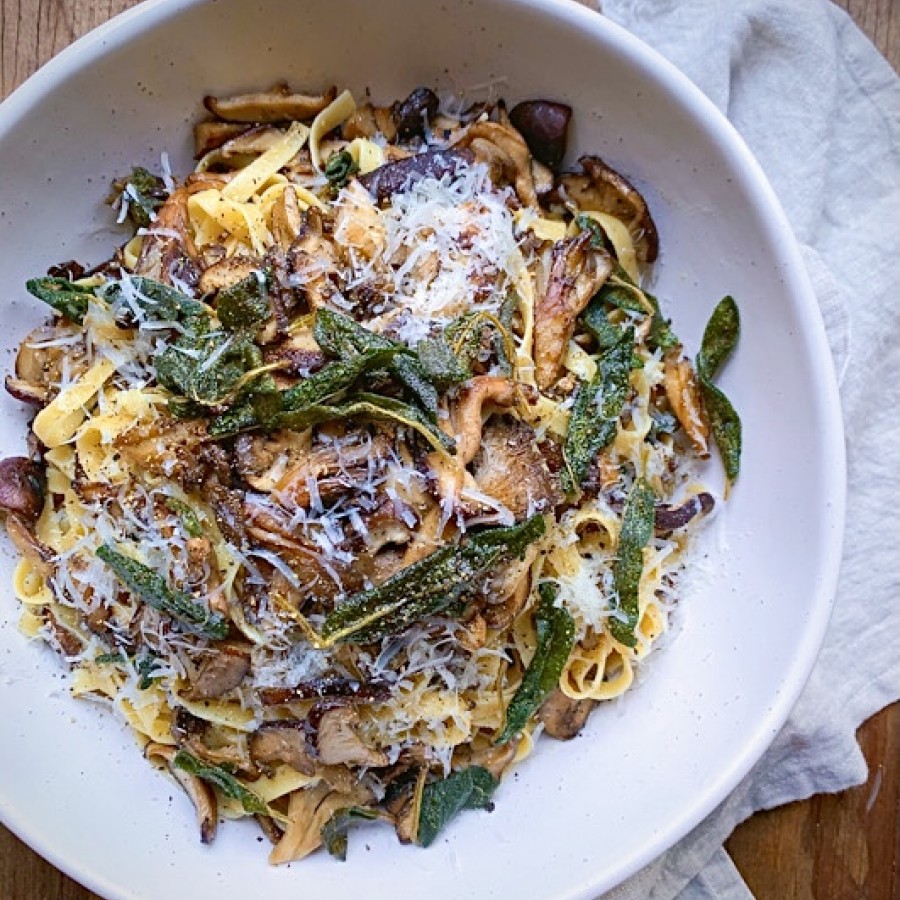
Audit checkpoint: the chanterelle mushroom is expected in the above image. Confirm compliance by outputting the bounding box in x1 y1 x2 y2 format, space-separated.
315 706 389 768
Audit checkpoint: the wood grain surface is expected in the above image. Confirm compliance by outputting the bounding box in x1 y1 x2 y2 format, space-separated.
0 1 897 899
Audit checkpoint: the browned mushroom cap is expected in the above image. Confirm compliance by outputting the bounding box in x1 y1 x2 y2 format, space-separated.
193 121 253 159
360 147 474 204
534 231 615 390
6 322 87 407
203 83 337 123
561 156 659 264
508 100 572 170
315 707 390 768
145 743 218 843
654 492 714 534
392 87 440 140
342 103 397 142
537 688 596 740
451 375 519 466
197 255 259 296
454 120 538 207
471 419 560 519
196 125 288 170
663 349 711 456
249 723 316 776
188 644 251 700
0 458 45 523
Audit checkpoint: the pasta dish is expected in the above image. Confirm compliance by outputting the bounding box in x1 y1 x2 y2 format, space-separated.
0 83 741 861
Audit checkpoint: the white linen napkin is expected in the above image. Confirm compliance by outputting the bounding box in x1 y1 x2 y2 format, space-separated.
585 0 900 896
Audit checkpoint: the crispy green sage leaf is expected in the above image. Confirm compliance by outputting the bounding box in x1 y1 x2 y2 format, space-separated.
608 479 656 648
496 583 575 744
96 544 228 639
696 296 741 482
417 766 498 848
164 497 203 537
120 166 168 229
321 515 545 645
105 275 207 323
321 807 382 861
325 150 360 191
562 327 634 494
173 750 267 815
216 272 270 330
26 277 94 324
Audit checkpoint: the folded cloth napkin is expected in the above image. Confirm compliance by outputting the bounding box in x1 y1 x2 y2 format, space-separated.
583 0 900 897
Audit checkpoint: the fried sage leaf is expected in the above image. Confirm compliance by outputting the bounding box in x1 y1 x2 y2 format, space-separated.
321 806 382 861
417 766 498 848
325 150 360 192
562 327 634 493
321 515 546 645
216 272 270 330
26 277 95 324
608 478 656 648
496 583 575 744
105 275 208 323
119 166 168 229
173 750 267 815
696 296 742 482
96 544 228 639
273 392 455 455
164 497 204 537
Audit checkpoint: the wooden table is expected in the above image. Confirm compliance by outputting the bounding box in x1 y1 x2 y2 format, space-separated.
1 1 897 897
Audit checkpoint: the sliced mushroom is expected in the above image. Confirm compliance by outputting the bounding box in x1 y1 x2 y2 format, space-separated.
115 416 210 487
193 120 253 158
454 120 538 207
0 457 45 523
452 376 519 466
663 349 711 456
145 742 218 844
4 512 53 571
457 738 518 780
270 186 304 249
6 322 88 407
537 688 596 740
333 180 386 261
508 100 572 170
392 87 440 140
561 156 659 264
249 723 316 776
471 418 560 519
198 255 258 295
189 644 250 700
315 706 389 768
655 492 715 534
342 103 397 142
288 208 342 310
534 231 614 390
203 83 337 123
196 125 286 169
360 147 474 204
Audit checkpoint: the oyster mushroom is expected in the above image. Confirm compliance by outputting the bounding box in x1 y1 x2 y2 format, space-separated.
0 457 45 523
454 120 538 207
315 706 389 768
663 349 711 456
537 688 596 740
203 83 337 123
188 643 251 700
145 742 218 844
534 231 614 390
451 376 519 466
249 723 316 776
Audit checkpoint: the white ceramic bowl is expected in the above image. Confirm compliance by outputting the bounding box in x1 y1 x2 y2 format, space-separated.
0 1 845 898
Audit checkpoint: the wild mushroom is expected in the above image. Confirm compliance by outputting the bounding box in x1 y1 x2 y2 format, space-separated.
471 419 560 519
198 255 259 295
145 742 218 844
5 322 88 407
453 120 538 207
196 125 286 169
188 644 250 700
0 457 45 523
342 103 397 142
288 208 342 310
391 87 440 140
451 376 519 466
508 100 572 170
315 706 389 768
534 231 614 390
203 83 337 123
193 120 253 159
249 723 316 776
359 147 474 204
655 492 715 534
663 349 711 456
560 155 659 264
537 688 596 740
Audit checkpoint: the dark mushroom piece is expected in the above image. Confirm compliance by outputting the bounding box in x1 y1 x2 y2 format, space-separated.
508 100 572 170
0 458 46 523
392 87 440 140
537 688 596 740
315 706 390 768
145 743 218 844
203 83 337 123
360 147 474 204
249 722 316 776
188 644 251 700
654 492 714 535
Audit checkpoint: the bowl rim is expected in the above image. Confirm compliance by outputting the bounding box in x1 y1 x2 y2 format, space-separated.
0 1 847 897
